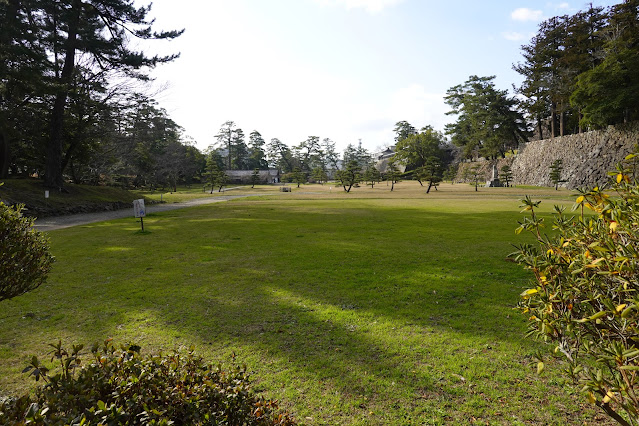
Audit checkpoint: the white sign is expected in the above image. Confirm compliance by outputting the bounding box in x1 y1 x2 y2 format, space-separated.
44 190 49 199
133 199 146 218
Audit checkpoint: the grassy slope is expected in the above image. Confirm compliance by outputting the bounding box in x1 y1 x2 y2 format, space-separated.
0 178 141 217
0 182 611 425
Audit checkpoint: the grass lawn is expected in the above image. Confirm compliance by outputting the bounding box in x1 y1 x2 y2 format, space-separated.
131 183 285 203
0 182 612 424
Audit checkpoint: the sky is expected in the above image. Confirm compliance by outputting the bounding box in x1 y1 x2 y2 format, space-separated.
140 0 620 154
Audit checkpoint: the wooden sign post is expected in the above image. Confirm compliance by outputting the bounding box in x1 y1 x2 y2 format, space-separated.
133 199 146 231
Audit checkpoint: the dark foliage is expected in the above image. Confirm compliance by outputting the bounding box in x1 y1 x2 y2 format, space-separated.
0 199 54 301
0 339 296 425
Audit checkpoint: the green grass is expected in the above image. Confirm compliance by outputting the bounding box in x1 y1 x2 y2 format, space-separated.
0 182 611 424
132 184 283 203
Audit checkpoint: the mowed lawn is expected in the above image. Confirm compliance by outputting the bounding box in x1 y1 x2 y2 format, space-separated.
0 182 612 424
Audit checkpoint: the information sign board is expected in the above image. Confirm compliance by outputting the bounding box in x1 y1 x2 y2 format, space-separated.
133 199 146 218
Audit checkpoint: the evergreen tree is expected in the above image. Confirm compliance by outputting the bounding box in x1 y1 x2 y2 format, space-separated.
321 138 340 173
571 1 639 128
247 131 268 170
393 126 446 180
215 121 247 170
499 165 514 187
266 138 293 172
549 159 565 190
445 76 529 159
363 165 382 188
39 0 183 189
311 167 328 185
385 159 401 192
250 168 260 188
335 160 360 193
292 167 306 188
416 157 443 193
393 121 417 142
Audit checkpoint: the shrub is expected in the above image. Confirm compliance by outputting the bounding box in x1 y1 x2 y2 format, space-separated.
0 197 54 301
0 339 296 425
513 153 639 425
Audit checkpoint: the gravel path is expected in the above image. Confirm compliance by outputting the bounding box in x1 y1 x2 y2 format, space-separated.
33 193 261 232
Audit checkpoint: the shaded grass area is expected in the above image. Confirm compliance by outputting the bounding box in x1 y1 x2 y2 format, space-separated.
0 178 141 217
0 187 611 424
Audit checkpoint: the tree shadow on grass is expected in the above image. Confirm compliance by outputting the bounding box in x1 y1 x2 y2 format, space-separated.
0 202 600 423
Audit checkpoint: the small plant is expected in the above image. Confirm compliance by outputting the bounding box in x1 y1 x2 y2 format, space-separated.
384 160 401 191
251 168 261 188
442 163 458 183
549 159 565 190
469 165 481 191
363 165 381 188
512 152 639 425
0 196 55 302
311 167 328 185
292 168 306 188
0 339 296 425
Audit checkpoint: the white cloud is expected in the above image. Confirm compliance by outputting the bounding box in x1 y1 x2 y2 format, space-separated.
511 7 544 22
313 0 404 14
502 31 535 42
556 2 570 10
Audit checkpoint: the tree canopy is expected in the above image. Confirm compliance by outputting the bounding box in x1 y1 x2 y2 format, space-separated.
0 0 184 189
514 1 639 134
445 76 529 159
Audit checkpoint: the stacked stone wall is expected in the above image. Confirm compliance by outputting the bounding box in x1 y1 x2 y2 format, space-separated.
454 122 639 188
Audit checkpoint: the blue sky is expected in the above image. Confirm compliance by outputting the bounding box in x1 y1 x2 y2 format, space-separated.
144 0 620 153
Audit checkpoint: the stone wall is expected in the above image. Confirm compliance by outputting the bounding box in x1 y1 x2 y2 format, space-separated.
455 122 639 188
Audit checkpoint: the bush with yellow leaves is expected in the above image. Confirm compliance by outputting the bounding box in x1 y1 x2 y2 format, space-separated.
513 152 639 426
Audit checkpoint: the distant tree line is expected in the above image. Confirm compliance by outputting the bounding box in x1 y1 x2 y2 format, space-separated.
206 120 373 180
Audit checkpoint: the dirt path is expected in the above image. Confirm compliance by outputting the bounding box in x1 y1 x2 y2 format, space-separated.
33 194 261 232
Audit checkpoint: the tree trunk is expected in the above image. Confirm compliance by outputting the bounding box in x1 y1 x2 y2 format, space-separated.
426 181 432 193
0 0 17 179
0 129 10 178
578 110 583 133
559 110 565 137
537 119 543 140
550 104 557 139
45 0 81 189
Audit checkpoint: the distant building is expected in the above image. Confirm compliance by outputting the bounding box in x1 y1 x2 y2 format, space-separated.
376 146 396 161
225 169 280 184
373 145 406 173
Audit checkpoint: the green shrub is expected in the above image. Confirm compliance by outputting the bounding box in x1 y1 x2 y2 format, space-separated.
0 340 296 425
0 197 54 301
513 153 639 425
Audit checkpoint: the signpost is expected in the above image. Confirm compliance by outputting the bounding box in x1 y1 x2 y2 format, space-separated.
133 199 146 231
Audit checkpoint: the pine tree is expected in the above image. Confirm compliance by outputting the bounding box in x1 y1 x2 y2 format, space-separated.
549 159 564 190
499 165 514 187
40 0 183 189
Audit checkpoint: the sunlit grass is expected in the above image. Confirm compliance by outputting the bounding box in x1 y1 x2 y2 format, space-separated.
133 184 284 203
0 182 610 424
